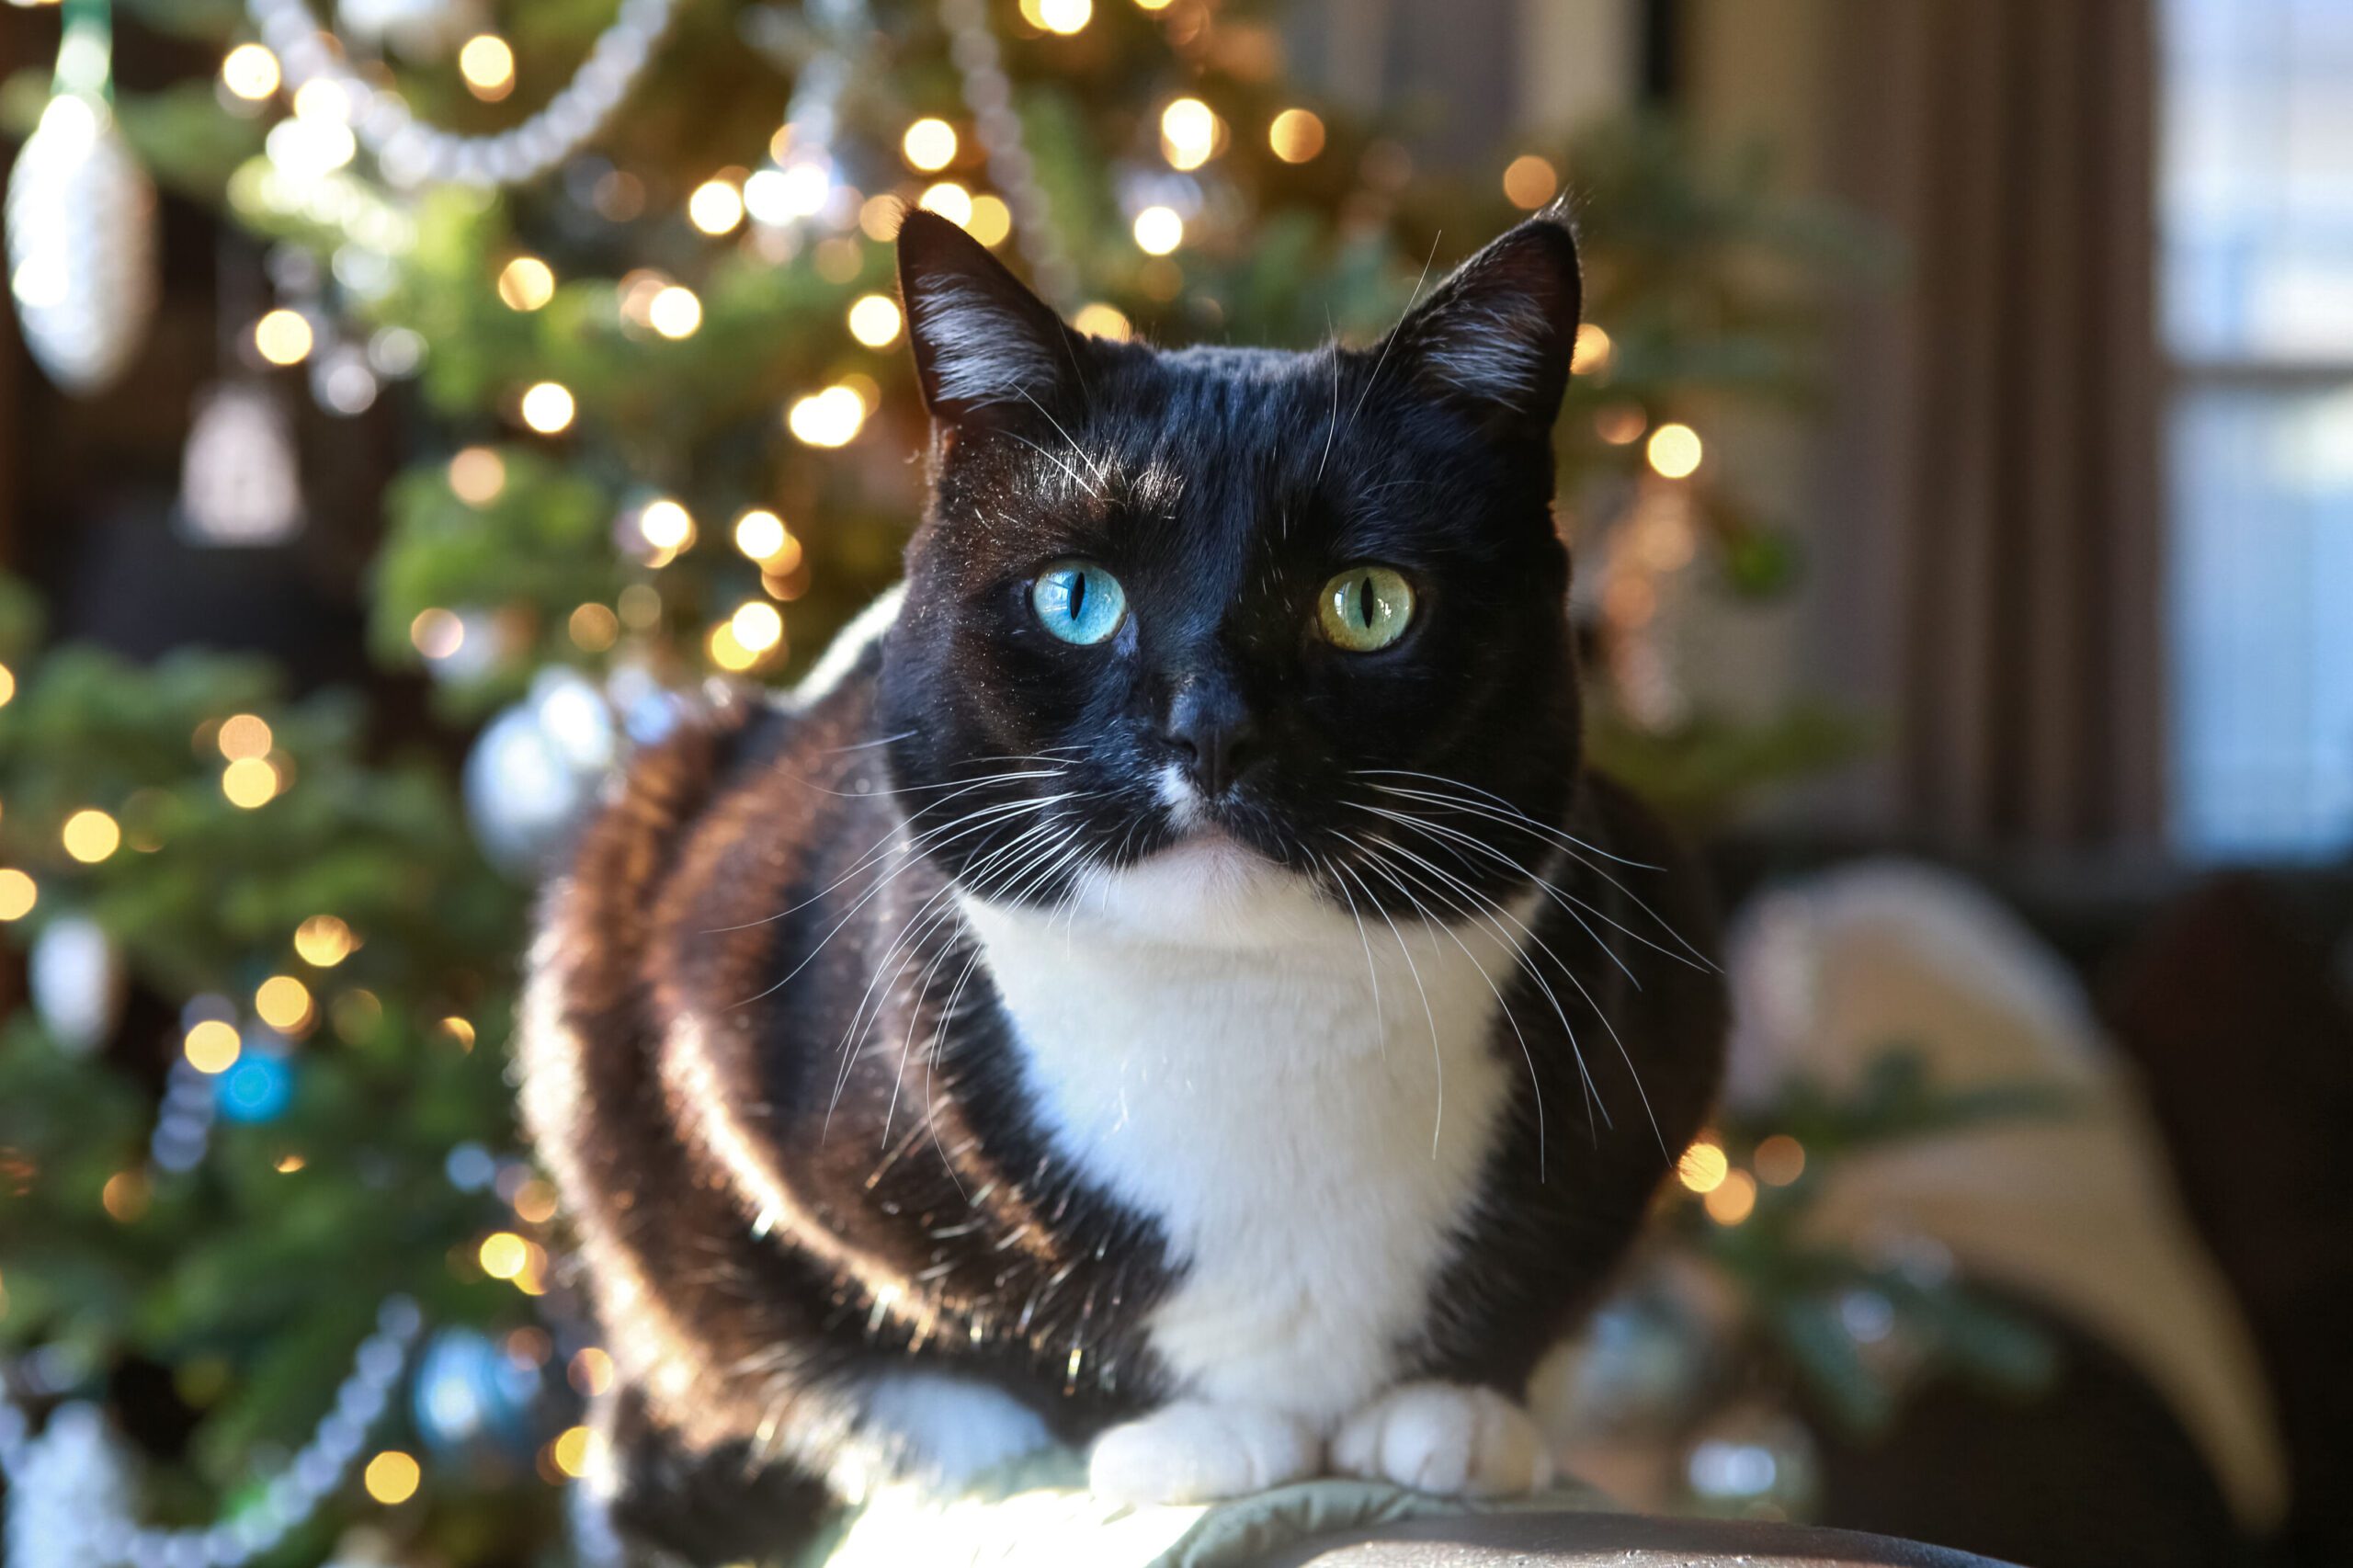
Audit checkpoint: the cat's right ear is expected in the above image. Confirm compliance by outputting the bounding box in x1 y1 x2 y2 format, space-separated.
896 209 1083 428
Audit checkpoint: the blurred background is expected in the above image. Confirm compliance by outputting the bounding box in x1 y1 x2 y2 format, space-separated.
0 1 2346 1565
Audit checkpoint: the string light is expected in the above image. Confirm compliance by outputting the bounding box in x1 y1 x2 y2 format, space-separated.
1134 0 1174 9
638 499 694 551
409 608 465 660
730 601 784 654
551 1426 597 1479
496 256 555 312
222 757 281 809
519 381 575 434
568 603 620 652
966 193 1013 247
293 915 355 968
746 163 829 224
362 1449 422 1506
646 284 701 339
1072 302 1132 341
918 181 973 227
253 310 314 367
457 35 515 102
1755 1134 1807 1187
688 177 745 235
902 118 959 172
255 975 314 1032
1268 108 1325 164
183 1020 242 1074
448 446 506 506
62 808 120 864
1502 153 1559 210
1571 324 1612 377
478 1232 529 1279
1132 205 1183 256
1036 0 1092 32
787 385 866 447
0 869 35 922
570 1347 615 1395
707 622 758 672
1647 422 1703 479
221 42 280 101
1160 97 1219 170
847 294 903 347
0 661 13 707
1676 1140 1728 1194
1704 1169 1758 1225
218 713 273 760
439 1017 476 1051
733 509 790 562
1596 403 1646 446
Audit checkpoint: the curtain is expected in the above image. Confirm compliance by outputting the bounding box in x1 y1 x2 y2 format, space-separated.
1802 0 2166 852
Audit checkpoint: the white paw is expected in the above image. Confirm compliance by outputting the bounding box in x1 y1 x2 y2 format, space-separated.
1087 1402 1322 1506
1330 1382 1553 1497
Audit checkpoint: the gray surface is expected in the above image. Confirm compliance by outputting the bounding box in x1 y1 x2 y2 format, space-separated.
1265 1509 2025 1567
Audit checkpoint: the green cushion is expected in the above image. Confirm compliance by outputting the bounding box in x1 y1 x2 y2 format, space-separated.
800 1450 1616 1568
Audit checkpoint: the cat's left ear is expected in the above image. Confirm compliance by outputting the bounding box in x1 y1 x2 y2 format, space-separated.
896 208 1085 426
1378 206 1583 441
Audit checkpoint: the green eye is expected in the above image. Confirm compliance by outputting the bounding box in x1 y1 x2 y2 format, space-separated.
1317 565 1415 652
1031 561 1128 645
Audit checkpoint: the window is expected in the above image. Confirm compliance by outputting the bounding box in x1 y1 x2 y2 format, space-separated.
2165 0 2353 857
2162 0 2353 858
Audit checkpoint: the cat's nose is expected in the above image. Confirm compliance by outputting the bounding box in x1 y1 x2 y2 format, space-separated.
1164 679 1259 799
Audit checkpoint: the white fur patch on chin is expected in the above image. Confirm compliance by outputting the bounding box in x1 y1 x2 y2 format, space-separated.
1088 1402 1322 1506
1330 1382 1553 1497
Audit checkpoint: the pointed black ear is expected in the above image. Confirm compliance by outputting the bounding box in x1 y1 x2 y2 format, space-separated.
1380 208 1583 439
896 209 1082 426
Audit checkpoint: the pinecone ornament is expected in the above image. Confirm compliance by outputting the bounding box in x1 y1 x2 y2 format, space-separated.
5 94 158 396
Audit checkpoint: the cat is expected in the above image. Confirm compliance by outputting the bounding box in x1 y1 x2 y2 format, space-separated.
519 206 1726 1566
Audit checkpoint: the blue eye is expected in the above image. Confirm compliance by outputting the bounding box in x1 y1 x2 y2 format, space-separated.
1030 562 1128 645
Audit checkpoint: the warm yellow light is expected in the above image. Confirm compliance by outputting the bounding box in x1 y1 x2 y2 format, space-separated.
733 509 789 562
440 1016 477 1051
293 915 354 968
479 1231 529 1278
520 381 575 435
1268 108 1325 164
290 78 347 124
918 181 973 228
448 446 506 506
363 1450 421 1506
569 603 620 652
1646 421 1703 480
552 1425 597 1479
1755 1134 1806 1187
902 118 959 173
731 600 784 654
638 499 694 551
218 713 273 761
409 608 465 661
497 255 555 312
1596 403 1646 446
253 309 313 367
707 622 758 672
570 1346 615 1396
1071 302 1132 341
647 284 702 340
221 43 280 101
1502 153 1559 210
0 663 13 708
1161 97 1219 170
0 869 36 922
847 294 903 348
688 177 746 236
1676 1141 1728 1194
1132 205 1184 256
1037 0 1092 32
513 1177 560 1225
102 1169 150 1222
457 34 515 100
276 1153 306 1173
1571 324 1612 377
1134 0 1174 9
255 974 313 1032
1704 1168 1757 1225
184 1019 242 1074
63 808 120 864
787 385 866 448
966 194 1012 247
222 756 281 809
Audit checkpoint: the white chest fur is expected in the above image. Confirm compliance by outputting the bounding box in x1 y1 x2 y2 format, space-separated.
960 838 1532 1428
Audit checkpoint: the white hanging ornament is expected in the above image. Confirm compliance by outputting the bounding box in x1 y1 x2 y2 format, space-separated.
3 1403 139 1568
333 0 483 60
462 667 620 876
176 383 306 547
27 915 125 1055
5 92 157 395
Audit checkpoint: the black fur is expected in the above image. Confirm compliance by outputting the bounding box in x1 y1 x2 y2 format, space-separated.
520 210 1725 1566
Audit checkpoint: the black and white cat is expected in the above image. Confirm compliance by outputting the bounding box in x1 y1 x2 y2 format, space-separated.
519 208 1726 1565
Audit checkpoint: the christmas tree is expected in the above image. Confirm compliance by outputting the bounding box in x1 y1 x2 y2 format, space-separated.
1 1 1861 1562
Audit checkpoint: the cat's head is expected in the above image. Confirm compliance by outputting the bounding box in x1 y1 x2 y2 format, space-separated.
876 210 1586 942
